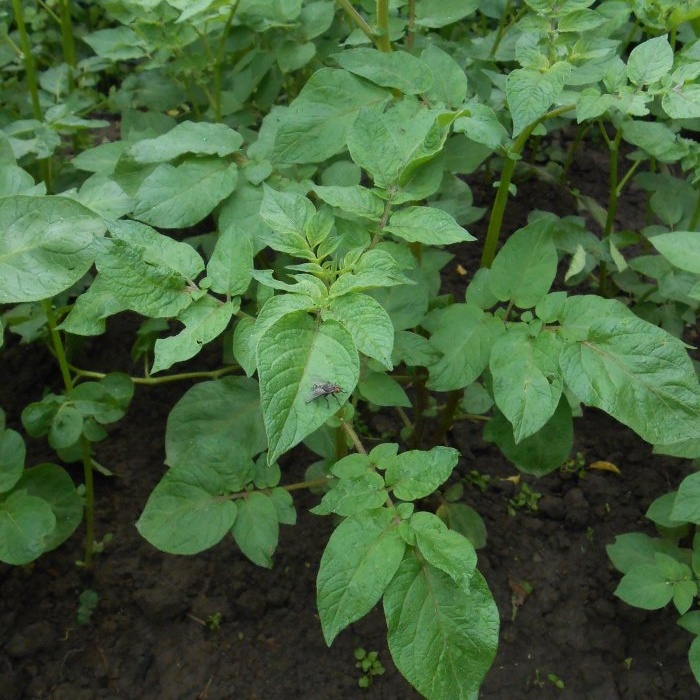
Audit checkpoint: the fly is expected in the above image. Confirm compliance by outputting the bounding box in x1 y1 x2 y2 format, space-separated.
306 381 344 406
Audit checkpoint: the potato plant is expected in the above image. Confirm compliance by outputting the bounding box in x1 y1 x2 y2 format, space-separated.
1 1 699 697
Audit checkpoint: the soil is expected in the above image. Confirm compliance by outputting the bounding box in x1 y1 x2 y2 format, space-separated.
1 147 698 700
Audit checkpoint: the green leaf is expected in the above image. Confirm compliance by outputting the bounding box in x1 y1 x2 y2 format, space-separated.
385 447 458 501
506 63 571 136
336 48 434 95
325 293 394 369
231 492 279 568
58 276 125 336
126 121 243 163
689 637 700 685
0 490 55 565
132 158 238 228
453 103 509 150
490 327 563 442
317 509 406 644
484 399 573 476
488 218 558 307
271 68 388 164
71 373 134 424
242 293 320 376
614 563 674 610
257 313 359 463
312 185 384 220
426 304 503 391
421 44 469 108
207 225 254 296
152 298 237 374
385 207 475 245
269 487 296 525
662 84 700 119
559 311 700 444
96 220 204 318
347 104 446 189
358 372 411 407
411 511 477 590
0 428 25 493
13 463 82 552
384 554 498 700
650 232 700 274
259 185 315 257
414 0 480 28
136 462 238 555
671 472 700 524
436 503 487 549
330 249 414 296
607 533 669 574
627 35 673 86
49 405 83 450
312 472 387 517
165 377 267 468
0 195 105 303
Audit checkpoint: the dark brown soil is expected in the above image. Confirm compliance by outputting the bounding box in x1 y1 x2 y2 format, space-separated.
1 154 698 700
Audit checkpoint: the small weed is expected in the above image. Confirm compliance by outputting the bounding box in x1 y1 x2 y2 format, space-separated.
76 589 99 626
465 469 491 493
354 647 385 689
507 483 542 516
532 668 565 689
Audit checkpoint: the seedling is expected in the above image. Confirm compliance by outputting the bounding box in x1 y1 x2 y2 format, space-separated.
354 647 385 689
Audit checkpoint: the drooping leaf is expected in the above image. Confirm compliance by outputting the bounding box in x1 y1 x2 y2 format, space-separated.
410 511 477 590
317 509 406 644
484 399 573 476
384 553 498 700
490 326 563 442
152 298 237 373
489 217 558 307
231 492 279 568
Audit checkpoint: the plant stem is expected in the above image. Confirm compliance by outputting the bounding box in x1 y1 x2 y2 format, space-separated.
212 2 239 122
43 301 96 566
335 0 376 44
603 127 622 237
70 364 239 385
375 0 391 52
57 0 77 87
480 104 575 269
430 390 462 448
80 436 95 568
12 0 51 187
